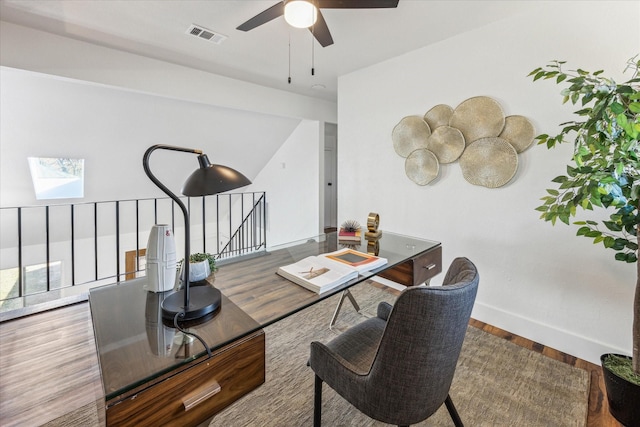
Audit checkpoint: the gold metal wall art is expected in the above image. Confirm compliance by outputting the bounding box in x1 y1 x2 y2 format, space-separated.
392 96 534 188
426 126 465 164
392 115 431 157
499 115 536 153
405 148 439 185
423 104 453 130
459 137 518 188
449 96 505 146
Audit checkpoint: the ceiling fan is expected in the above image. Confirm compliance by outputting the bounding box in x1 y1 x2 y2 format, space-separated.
236 0 400 47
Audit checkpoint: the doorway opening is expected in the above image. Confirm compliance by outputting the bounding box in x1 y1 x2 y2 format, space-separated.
324 122 337 233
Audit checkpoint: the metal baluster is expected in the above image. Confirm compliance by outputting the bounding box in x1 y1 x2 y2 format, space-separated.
94 203 98 281
241 194 245 254
71 204 76 286
46 205 51 291
228 195 232 255
17 207 23 297
116 201 120 280
135 200 140 272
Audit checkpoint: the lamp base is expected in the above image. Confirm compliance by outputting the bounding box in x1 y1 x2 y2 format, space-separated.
161 285 222 322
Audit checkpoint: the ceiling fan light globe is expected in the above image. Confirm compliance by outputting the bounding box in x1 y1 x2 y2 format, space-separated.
284 0 318 28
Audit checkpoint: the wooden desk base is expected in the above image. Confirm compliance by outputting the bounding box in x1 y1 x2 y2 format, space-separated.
379 246 442 286
106 331 265 427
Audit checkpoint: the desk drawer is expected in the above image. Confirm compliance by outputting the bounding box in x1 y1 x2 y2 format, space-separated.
106 330 265 427
379 246 442 286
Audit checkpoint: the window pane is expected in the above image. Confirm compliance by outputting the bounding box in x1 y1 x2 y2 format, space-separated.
27 157 84 200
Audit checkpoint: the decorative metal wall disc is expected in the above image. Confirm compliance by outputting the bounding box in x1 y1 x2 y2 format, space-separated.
426 126 465 164
459 137 518 188
405 149 439 185
449 96 505 146
499 115 536 153
423 104 453 131
392 116 431 157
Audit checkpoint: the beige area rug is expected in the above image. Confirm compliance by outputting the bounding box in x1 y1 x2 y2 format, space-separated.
211 282 590 427
42 402 103 427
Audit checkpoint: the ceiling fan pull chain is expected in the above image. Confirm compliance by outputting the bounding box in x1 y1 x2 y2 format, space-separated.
288 32 292 84
311 22 315 76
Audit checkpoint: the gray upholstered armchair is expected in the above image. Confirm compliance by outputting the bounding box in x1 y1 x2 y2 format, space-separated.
309 257 479 427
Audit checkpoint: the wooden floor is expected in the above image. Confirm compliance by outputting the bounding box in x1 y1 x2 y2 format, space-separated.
469 318 621 427
0 301 105 427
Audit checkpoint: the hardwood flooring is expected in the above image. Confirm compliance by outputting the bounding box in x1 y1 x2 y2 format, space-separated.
0 302 104 427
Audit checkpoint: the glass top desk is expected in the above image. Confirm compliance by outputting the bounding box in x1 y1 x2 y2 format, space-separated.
89 231 441 426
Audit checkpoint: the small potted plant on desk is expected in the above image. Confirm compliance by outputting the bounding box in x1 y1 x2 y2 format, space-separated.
529 57 639 426
177 252 218 286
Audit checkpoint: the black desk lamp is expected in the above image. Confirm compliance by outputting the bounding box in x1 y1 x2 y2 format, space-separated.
143 144 251 321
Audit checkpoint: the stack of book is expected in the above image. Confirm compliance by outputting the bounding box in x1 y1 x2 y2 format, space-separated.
338 227 362 242
277 248 387 294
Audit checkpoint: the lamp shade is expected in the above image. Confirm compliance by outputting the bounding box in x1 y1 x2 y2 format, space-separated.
182 154 251 197
284 0 318 28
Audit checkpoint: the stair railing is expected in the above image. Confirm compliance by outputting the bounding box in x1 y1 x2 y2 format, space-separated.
0 191 266 310
217 192 267 259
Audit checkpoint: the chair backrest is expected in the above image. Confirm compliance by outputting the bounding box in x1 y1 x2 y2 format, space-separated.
366 257 479 423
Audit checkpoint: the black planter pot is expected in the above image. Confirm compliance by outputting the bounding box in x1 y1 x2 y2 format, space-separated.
601 354 640 427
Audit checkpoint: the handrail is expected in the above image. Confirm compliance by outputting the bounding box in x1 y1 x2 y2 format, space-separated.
217 193 267 259
0 192 266 308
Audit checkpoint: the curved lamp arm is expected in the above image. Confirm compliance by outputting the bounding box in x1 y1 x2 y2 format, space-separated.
143 144 250 321
143 144 201 313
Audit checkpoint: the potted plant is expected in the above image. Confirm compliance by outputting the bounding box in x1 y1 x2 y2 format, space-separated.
177 252 217 284
529 56 639 425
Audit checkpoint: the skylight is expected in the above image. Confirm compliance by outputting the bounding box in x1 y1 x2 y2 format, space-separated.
27 157 84 200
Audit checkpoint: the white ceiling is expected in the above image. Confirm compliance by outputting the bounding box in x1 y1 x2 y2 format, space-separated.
0 0 535 102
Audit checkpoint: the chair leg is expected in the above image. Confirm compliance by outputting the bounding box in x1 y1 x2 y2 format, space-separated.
444 394 463 427
314 375 323 427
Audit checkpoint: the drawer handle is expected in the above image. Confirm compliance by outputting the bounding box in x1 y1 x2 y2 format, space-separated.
182 380 221 411
423 263 437 270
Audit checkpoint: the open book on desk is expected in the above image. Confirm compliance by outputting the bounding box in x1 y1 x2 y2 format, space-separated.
277 249 387 294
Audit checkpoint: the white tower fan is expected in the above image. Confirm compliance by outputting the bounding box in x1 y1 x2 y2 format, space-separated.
145 224 177 292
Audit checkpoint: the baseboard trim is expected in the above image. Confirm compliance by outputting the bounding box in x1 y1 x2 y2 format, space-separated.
471 301 629 365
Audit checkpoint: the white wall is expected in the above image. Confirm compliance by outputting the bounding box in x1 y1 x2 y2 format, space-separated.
1 20 335 245
338 1 639 364
247 120 321 246
0 66 303 207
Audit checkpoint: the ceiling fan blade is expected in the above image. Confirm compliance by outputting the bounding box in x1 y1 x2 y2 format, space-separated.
309 10 334 47
236 2 285 31
317 0 399 8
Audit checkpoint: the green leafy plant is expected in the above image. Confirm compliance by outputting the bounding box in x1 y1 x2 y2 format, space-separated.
528 56 639 378
177 252 218 274
188 252 217 273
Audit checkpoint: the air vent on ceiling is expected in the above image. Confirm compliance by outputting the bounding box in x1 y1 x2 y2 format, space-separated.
186 24 227 44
